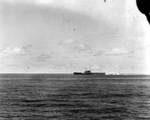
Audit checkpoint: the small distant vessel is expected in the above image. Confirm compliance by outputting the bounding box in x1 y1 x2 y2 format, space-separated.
73 70 106 76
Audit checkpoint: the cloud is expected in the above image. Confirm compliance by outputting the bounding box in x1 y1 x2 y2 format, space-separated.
3 47 22 54
59 39 92 55
35 0 55 5
106 48 129 56
34 53 51 62
94 48 130 56
93 49 106 56
0 45 32 57
61 39 75 44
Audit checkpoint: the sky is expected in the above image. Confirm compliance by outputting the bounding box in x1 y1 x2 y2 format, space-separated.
0 0 150 74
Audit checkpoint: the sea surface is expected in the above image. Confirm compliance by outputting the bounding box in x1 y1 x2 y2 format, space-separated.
0 74 150 120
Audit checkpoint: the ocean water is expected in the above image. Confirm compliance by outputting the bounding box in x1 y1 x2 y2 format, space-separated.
0 74 150 120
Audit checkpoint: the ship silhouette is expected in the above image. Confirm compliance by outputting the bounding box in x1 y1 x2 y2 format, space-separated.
73 70 106 76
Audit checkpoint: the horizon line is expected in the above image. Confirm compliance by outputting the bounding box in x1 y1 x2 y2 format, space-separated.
0 72 150 75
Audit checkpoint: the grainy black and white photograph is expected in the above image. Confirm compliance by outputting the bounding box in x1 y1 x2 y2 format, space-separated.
0 0 150 119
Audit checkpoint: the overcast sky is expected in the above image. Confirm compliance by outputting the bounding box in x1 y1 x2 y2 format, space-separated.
0 0 150 73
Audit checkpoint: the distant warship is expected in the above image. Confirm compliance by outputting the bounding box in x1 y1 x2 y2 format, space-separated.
73 70 106 76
